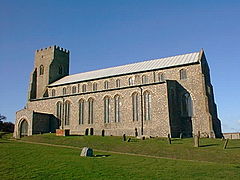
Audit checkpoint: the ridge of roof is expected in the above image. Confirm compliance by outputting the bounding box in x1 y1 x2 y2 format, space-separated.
49 50 201 87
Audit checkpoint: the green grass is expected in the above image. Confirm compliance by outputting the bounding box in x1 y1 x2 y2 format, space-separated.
1 133 240 179
20 133 240 164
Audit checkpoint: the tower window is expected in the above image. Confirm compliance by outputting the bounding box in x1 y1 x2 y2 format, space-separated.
59 66 63 74
180 69 187 80
39 65 44 75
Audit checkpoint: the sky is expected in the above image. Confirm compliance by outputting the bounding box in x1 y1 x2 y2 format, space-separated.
0 0 239 132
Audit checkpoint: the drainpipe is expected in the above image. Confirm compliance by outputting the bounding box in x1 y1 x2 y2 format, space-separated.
139 86 144 135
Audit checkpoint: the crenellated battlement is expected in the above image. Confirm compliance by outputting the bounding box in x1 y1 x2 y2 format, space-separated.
36 45 70 54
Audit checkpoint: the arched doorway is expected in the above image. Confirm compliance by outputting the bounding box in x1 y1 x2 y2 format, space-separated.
20 120 28 137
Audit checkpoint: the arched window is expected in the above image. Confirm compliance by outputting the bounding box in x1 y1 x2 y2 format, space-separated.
114 95 121 122
143 91 151 121
82 84 87 92
39 65 44 75
63 87 67 95
104 81 109 90
56 101 62 126
129 77 134 86
93 83 97 91
52 89 56 97
132 92 139 121
142 75 148 84
64 101 71 125
180 69 187 80
158 73 165 82
104 96 110 123
181 93 193 117
59 66 63 74
116 79 120 88
72 86 76 94
88 98 94 124
79 99 84 125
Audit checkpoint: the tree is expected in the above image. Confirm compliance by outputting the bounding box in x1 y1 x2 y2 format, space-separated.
0 114 6 121
0 114 14 133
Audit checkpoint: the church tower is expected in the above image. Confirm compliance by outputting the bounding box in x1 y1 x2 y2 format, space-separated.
28 46 69 100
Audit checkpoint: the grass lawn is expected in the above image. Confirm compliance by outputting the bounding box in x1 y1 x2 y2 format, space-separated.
20 133 240 164
0 133 240 179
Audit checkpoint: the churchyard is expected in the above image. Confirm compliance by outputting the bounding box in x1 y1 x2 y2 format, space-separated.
0 133 240 179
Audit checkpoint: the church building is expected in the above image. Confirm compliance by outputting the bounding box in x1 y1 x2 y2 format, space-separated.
14 46 222 138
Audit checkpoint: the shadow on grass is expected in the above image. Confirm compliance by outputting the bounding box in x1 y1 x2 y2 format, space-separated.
226 146 240 149
94 154 111 158
200 144 218 147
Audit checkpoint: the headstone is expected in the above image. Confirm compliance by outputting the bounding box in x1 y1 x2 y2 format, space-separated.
223 139 229 149
180 133 183 139
127 138 131 142
123 134 126 141
135 128 138 137
194 135 200 147
167 134 171 144
142 136 145 140
102 130 105 137
80 147 93 157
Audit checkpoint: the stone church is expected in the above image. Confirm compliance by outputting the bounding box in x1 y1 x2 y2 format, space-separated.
14 46 222 138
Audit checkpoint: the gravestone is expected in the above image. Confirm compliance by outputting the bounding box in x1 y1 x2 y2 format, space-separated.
135 128 138 137
194 135 200 147
80 147 93 157
167 134 171 144
123 134 126 141
102 129 105 137
223 139 229 149
127 138 131 142
180 133 183 139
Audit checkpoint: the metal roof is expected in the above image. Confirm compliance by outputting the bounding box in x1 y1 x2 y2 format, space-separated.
49 50 201 87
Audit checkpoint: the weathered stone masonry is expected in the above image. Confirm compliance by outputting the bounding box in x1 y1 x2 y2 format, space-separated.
14 46 222 138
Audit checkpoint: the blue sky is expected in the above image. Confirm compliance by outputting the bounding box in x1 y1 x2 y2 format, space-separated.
0 0 239 132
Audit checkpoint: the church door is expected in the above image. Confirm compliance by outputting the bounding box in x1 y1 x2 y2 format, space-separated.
20 120 28 137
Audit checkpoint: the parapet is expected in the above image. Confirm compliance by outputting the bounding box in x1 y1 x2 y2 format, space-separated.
35 45 70 54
